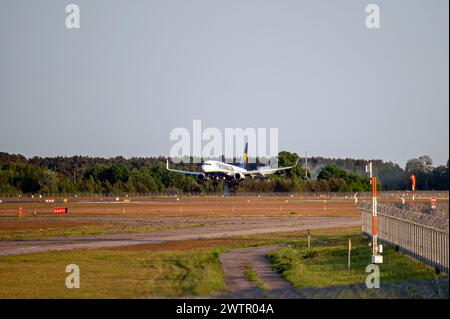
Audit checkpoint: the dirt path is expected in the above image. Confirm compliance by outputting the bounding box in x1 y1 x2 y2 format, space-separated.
218 245 449 299
0 216 359 256
219 245 302 298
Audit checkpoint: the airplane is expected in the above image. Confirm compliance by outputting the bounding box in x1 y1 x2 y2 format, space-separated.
166 143 298 186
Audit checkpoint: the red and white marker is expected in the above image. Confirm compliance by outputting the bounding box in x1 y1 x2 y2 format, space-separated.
431 196 437 210
410 174 416 203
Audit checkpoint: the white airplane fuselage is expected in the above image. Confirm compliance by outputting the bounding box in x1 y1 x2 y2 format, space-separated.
201 160 247 179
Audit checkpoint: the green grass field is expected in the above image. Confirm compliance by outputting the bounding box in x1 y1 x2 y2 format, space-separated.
0 248 227 298
242 262 269 290
0 223 204 241
268 234 444 289
0 228 445 298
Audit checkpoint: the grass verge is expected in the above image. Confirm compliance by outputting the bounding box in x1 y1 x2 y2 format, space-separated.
268 232 445 288
0 227 443 298
0 248 225 298
242 262 269 290
0 223 204 241
0 227 359 298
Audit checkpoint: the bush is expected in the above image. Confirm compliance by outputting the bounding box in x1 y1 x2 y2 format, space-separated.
301 248 319 259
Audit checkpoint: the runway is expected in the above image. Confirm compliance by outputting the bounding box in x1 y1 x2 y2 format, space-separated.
0 216 360 256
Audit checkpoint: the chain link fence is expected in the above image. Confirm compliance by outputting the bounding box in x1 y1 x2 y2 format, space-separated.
359 202 449 274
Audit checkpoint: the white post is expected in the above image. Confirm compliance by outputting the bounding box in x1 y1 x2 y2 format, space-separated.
348 238 352 270
366 162 373 180
307 228 311 248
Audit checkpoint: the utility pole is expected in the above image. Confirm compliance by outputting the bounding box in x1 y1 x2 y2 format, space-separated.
366 161 383 264
371 177 379 256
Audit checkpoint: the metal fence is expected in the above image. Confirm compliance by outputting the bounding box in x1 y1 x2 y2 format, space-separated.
360 202 449 274
1 191 448 199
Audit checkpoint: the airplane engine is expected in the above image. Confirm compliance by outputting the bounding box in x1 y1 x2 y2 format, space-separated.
233 172 245 181
197 173 206 181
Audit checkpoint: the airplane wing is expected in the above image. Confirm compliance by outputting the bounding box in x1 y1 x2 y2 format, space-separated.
166 160 204 176
245 159 299 176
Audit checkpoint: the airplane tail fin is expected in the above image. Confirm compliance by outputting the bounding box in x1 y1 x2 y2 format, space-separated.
237 143 248 169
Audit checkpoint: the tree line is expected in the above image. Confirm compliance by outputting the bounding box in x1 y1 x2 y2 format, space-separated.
0 151 448 195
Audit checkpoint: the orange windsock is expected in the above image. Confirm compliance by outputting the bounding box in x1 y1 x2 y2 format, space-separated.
411 174 416 191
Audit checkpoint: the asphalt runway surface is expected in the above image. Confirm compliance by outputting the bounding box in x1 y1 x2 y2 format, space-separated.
0 216 360 256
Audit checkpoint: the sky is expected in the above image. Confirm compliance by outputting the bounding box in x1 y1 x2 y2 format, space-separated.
0 0 448 167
